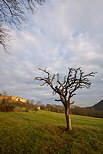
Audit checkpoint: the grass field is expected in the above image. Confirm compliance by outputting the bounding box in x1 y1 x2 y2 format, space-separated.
0 110 103 154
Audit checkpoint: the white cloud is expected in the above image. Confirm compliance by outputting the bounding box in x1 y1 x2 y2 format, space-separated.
0 0 103 106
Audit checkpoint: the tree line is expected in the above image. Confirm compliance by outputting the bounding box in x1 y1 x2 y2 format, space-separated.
0 97 103 118
40 104 103 118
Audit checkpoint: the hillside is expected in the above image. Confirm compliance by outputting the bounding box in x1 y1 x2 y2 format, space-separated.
0 95 26 103
0 95 36 112
92 100 103 111
0 110 103 153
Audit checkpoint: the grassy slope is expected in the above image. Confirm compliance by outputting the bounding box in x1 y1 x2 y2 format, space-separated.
0 110 103 154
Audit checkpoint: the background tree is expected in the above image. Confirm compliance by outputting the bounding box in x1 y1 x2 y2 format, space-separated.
2 90 8 96
35 67 96 130
0 0 45 51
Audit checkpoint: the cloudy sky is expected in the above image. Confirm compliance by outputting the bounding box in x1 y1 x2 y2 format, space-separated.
0 0 103 107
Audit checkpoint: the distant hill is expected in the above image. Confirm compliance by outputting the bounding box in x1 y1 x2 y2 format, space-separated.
92 100 103 111
0 95 27 103
0 95 36 112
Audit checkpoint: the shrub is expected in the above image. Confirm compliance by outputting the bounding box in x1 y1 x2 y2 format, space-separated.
0 102 15 112
14 106 28 112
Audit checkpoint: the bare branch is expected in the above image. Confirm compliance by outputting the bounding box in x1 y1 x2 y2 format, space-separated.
0 25 11 53
0 0 45 51
35 67 96 108
55 99 61 102
70 101 74 105
35 67 96 131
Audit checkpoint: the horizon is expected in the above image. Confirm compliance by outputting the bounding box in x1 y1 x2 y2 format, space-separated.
0 93 102 108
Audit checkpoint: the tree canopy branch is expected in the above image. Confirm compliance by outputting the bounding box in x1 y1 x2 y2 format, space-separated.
35 67 96 106
0 0 45 51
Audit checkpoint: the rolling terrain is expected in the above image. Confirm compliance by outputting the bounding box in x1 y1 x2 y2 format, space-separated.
0 110 103 154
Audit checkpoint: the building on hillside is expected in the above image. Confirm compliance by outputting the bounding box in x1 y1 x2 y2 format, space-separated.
37 106 40 110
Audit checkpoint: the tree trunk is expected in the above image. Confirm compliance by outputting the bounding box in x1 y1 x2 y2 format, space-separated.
65 107 72 130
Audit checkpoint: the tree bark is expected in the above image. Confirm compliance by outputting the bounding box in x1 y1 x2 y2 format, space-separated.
65 107 72 130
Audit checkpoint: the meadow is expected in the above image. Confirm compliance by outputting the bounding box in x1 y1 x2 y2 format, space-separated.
0 110 103 154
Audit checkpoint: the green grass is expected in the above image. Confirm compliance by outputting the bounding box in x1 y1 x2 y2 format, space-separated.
0 110 103 154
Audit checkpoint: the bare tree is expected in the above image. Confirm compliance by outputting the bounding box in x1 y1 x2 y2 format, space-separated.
2 90 8 96
35 67 96 130
0 0 45 51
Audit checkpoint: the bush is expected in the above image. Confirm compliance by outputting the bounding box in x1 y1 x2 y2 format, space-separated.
41 104 65 113
0 97 34 112
0 102 15 112
14 106 28 112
